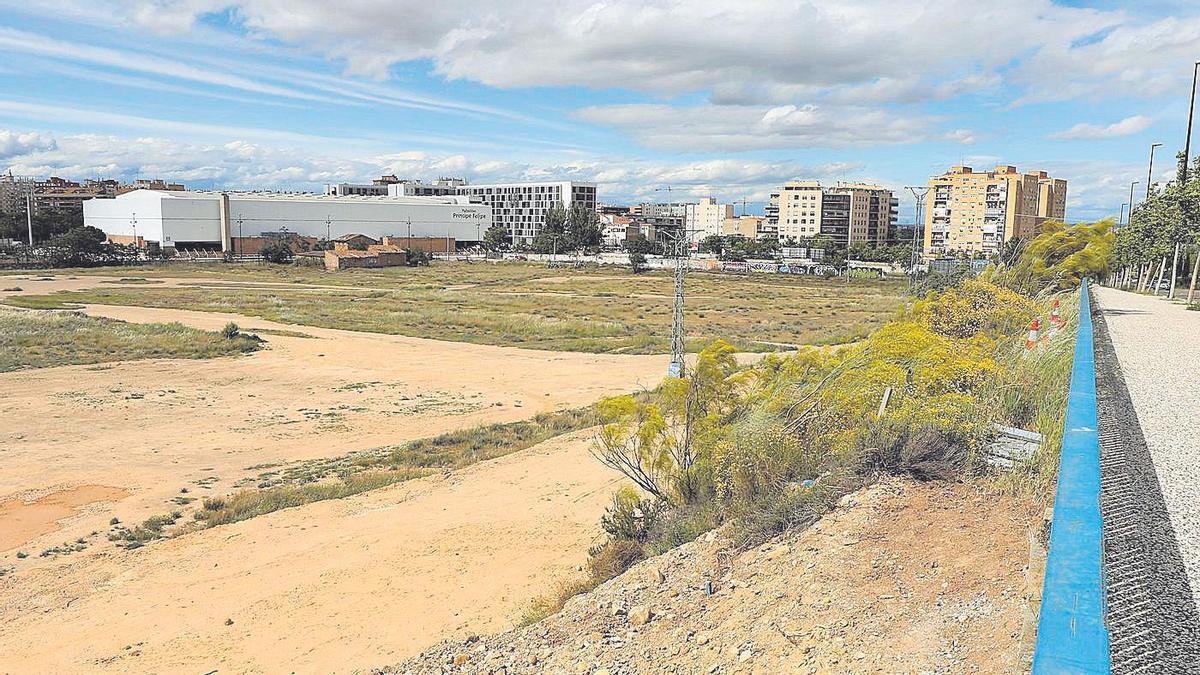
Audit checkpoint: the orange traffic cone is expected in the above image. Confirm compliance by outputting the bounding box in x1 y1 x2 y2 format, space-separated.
1051 298 1065 328
1025 318 1041 349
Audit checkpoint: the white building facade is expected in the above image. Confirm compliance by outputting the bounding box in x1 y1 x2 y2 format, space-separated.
453 181 597 245
84 190 491 251
684 197 734 243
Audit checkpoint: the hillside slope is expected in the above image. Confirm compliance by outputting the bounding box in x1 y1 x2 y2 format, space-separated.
382 478 1040 674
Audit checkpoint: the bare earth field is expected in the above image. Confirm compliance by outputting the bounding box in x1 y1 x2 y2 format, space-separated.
0 429 622 673
0 265 907 673
0 300 665 551
0 276 670 672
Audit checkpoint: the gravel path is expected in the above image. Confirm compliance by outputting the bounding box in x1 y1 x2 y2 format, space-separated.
1093 287 1200 609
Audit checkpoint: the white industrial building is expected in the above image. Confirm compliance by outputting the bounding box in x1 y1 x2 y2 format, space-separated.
84 189 492 251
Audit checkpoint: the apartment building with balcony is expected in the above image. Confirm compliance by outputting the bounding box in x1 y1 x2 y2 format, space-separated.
775 180 896 246
923 165 1067 257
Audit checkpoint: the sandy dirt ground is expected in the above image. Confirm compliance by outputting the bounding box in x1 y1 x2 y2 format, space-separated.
0 272 739 673
0 301 666 559
0 429 624 673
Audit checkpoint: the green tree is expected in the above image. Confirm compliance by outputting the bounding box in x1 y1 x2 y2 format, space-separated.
530 202 568 254
46 225 111 266
482 223 510 251
698 235 725 255
259 241 294 264
629 250 647 273
0 210 83 243
566 202 602 250
991 219 1114 293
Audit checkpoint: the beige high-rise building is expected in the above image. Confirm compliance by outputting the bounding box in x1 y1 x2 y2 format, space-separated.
685 197 734 243
924 165 1067 257
775 180 896 246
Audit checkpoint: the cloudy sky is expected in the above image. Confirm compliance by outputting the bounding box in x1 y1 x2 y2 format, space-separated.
1 0 1199 221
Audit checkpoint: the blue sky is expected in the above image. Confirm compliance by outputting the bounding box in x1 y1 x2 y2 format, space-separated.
1 1 1199 222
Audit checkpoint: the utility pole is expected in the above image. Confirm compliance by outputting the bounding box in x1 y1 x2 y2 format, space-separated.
130 212 138 257
905 186 929 290
237 213 244 258
25 191 33 247
1119 202 1128 228
325 214 332 246
669 231 686 379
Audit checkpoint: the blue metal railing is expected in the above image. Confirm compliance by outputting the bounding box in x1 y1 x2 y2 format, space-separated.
1032 279 1111 673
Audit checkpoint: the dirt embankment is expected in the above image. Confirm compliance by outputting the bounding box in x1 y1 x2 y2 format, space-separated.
387 479 1041 675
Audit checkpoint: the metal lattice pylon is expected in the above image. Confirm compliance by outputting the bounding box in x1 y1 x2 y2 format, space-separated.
669 238 686 378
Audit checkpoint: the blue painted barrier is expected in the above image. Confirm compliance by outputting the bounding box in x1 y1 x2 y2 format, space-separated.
1032 279 1111 673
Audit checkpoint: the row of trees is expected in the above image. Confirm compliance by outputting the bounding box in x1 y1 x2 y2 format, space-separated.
1116 153 1200 300
0 209 84 243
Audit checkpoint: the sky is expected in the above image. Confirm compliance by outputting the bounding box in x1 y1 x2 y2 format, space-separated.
1 1 1199 222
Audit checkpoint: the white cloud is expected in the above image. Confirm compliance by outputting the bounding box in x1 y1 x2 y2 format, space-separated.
0 126 884 206
576 103 966 151
0 130 55 158
88 0 1136 106
1050 115 1153 140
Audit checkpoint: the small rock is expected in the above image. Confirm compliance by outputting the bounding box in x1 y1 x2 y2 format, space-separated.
452 653 468 666
649 567 665 584
738 649 753 662
696 633 711 645
628 605 652 626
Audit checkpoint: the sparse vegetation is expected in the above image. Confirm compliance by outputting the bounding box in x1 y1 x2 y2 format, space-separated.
0 308 262 372
108 512 184 549
4 263 906 353
523 276 1075 622
120 406 606 544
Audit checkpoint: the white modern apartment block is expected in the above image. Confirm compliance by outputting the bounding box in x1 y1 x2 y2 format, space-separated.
684 197 734 242
775 180 896 246
455 181 597 245
84 189 491 251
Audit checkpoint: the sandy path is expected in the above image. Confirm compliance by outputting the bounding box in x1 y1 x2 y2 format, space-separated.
0 302 666 559
0 429 622 673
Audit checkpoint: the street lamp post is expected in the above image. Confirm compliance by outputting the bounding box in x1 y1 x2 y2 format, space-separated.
1147 142 1163 200
1183 61 1200 302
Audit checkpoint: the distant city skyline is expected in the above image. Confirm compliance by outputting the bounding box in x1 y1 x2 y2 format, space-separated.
1 1 1198 222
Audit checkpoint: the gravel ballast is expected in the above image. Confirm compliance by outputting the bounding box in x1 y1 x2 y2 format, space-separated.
1093 287 1200 671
